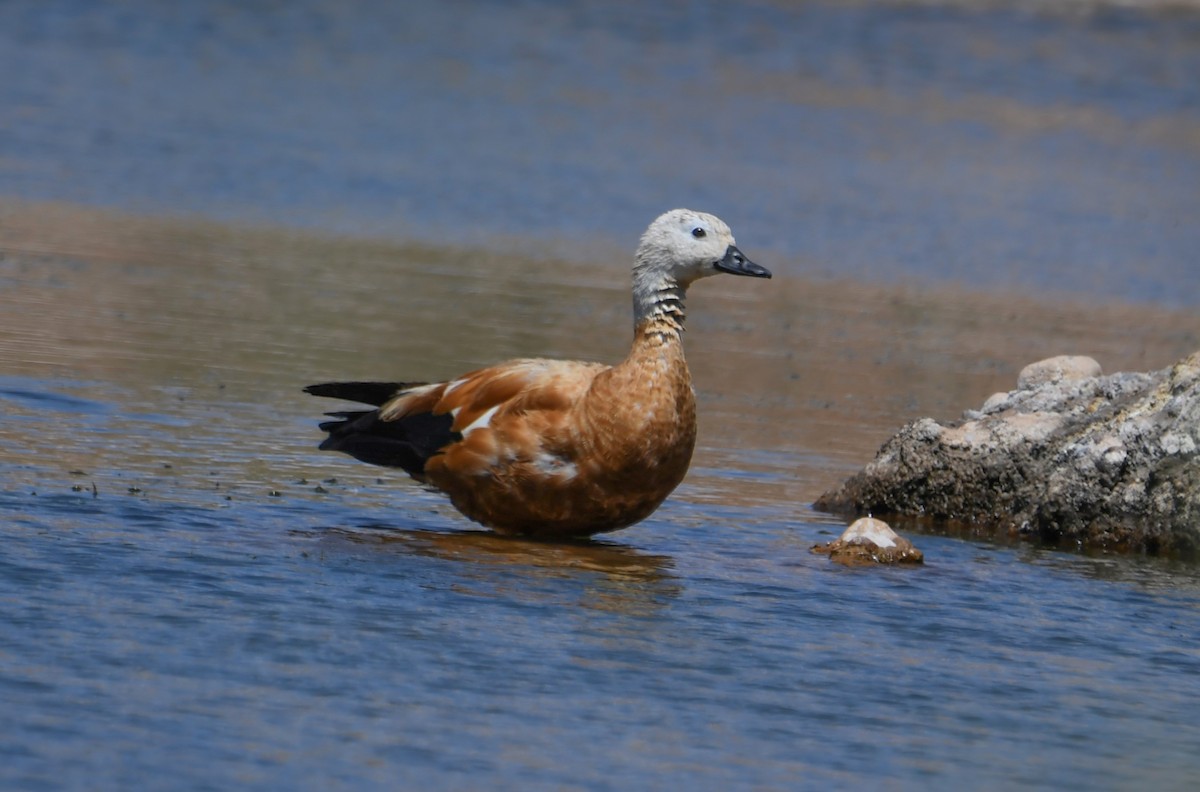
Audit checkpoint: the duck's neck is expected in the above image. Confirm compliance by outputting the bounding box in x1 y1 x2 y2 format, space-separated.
631 266 687 343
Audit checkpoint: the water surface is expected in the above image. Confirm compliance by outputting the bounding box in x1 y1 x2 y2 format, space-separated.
1 0 1198 303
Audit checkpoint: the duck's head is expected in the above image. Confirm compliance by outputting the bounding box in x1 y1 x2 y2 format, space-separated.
634 208 771 288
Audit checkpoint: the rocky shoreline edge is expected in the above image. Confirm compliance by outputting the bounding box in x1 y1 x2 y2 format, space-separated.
815 352 1200 557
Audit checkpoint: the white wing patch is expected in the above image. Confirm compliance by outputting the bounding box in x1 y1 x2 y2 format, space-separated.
532 451 577 480
462 405 500 435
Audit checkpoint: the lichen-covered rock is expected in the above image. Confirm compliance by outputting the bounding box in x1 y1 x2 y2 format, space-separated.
814 352 1200 557
811 517 924 566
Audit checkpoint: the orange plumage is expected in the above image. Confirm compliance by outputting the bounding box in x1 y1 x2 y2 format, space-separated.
306 209 770 537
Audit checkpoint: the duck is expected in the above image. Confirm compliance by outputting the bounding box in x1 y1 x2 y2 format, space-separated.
305 208 771 538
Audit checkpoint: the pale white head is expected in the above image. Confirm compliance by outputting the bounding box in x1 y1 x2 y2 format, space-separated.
635 209 769 286
632 209 770 326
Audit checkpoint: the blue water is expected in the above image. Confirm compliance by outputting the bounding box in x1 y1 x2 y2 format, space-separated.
4 0 1200 788
1 0 1198 304
3 432 1200 789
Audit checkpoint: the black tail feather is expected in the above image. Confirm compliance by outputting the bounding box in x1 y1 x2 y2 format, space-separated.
303 381 422 407
306 382 459 477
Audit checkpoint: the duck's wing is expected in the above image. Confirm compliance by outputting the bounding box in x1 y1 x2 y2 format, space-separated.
305 359 606 480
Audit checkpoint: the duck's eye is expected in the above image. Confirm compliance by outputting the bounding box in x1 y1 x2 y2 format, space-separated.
691 227 706 239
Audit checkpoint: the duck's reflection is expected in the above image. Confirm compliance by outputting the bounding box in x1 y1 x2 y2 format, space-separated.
310 524 681 613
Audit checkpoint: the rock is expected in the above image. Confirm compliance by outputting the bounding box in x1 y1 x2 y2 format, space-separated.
811 517 924 566
814 352 1200 557
1016 355 1102 390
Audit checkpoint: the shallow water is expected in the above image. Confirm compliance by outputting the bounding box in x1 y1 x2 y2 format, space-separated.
4 207 1200 791
4 1 1200 790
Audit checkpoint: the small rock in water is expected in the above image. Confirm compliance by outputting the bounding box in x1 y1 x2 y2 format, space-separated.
812 517 924 566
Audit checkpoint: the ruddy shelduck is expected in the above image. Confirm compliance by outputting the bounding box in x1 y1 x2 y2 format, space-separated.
306 209 771 537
